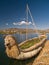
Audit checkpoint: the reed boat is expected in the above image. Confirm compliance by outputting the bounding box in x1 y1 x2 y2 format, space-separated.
4 35 47 60
4 4 47 60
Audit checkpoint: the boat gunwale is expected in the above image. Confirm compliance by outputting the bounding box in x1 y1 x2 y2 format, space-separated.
18 37 47 52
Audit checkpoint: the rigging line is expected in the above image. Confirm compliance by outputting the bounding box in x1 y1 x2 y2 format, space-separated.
27 4 28 22
27 4 40 39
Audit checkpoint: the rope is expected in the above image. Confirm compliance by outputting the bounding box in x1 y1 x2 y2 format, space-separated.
27 4 40 39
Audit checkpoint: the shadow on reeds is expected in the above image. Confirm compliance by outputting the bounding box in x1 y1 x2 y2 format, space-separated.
9 51 41 65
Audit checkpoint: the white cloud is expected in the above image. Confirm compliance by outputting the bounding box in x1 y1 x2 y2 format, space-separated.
19 21 32 25
6 23 8 25
32 23 35 25
29 22 32 24
13 22 16 25
13 22 19 25
13 21 32 26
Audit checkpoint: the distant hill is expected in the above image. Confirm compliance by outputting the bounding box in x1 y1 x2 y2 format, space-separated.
0 28 48 34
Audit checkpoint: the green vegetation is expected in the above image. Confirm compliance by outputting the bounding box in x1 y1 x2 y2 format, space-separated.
20 36 45 49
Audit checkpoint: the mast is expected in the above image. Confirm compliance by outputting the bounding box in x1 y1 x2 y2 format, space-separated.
26 4 28 40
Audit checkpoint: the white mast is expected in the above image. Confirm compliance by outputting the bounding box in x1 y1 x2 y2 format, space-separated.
26 4 28 40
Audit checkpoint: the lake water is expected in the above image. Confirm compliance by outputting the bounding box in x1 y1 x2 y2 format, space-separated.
0 33 49 65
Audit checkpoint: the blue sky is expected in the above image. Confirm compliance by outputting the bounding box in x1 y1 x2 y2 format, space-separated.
0 0 49 30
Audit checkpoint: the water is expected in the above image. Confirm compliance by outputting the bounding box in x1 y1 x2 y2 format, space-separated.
0 33 49 65
13 33 38 43
46 34 49 40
